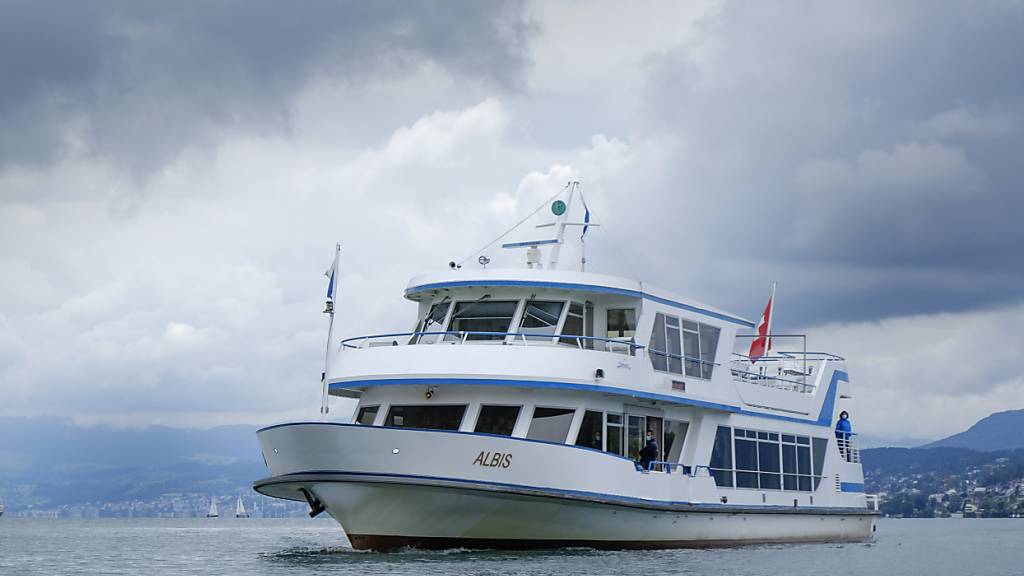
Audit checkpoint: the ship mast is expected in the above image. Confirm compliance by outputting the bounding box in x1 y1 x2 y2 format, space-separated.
321 244 340 416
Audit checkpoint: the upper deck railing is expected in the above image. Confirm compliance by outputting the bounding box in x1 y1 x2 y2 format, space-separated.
341 331 645 355
731 334 845 393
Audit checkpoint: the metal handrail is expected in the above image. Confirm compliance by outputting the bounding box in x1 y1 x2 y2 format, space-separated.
341 330 645 352
643 461 689 474
730 366 815 392
732 351 845 362
647 349 720 367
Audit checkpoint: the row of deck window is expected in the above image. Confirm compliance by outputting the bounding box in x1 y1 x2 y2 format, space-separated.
354 403 682 461
413 298 637 345
648 312 721 379
709 426 828 492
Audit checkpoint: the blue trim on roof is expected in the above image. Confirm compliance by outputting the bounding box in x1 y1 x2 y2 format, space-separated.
404 279 754 328
330 377 742 414
501 239 560 248
840 482 865 493
330 370 848 428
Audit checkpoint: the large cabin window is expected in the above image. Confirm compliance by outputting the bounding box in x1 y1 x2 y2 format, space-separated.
526 407 575 443
448 300 518 341
355 405 379 425
663 420 688 463
605 413 624 456
649 312 721 379
384 405 466 430
474 405 520 436
519 300 564 340
574 410 603 450
709 426 734 487
715 428 826 492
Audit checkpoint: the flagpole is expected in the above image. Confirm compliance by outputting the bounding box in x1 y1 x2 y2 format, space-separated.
320 243 340 416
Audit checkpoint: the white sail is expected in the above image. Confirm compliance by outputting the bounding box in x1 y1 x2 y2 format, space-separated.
235 496 249 518
206 497 218 518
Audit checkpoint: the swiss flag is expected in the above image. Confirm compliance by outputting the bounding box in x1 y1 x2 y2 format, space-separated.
748 293 774 363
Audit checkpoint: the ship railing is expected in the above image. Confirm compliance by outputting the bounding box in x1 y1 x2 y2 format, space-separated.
340 331 644 356
835 432 862 464
647 349 720 373
638 462 712 477
865 493 880 511
731 334 845 394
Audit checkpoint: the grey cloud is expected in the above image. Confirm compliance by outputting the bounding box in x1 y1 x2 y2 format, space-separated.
624 0 1024 324
0 0 532 176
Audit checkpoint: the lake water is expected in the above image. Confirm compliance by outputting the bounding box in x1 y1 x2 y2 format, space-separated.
1 518 1021 575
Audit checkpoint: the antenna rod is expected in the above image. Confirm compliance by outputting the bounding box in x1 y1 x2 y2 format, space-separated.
548 181 577 269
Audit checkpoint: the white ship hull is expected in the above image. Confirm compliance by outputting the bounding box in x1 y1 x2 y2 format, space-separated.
254 421 875 550
262 476 873 550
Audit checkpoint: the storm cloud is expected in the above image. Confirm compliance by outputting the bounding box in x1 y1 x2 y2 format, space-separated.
0 0 531 173
1 1 1022 440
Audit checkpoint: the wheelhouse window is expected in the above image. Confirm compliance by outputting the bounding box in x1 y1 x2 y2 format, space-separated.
412 300 451 344
384 405 466 430
558 302 586 347
649 312 722 379
448 300 519 341
474 405 520 436
649 314 667 371
606 309 636 338
526 407 576 443
575 410 603 450
355 405 379 425
519 300 564 340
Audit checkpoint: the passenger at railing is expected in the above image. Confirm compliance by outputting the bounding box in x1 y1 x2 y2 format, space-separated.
639 430 658 472
835 411 852 462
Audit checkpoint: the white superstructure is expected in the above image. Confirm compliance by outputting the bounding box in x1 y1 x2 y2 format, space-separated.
254 184 877 550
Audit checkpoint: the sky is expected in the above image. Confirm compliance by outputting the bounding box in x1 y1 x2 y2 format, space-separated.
1 1 1022 442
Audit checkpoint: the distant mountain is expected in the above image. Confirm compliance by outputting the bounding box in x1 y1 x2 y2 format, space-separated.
926 409 1024 452
0 417 272 514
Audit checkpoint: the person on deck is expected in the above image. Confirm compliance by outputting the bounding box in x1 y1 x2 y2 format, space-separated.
835 411 853 461
639 429 659 471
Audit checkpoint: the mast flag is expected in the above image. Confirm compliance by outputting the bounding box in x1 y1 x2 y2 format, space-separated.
580 192 591 241
748 282 777 363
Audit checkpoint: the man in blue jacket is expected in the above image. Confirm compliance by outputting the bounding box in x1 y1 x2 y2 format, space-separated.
835 411 852 461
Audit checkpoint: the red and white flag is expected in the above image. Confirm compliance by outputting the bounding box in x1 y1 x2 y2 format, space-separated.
748 283 776 363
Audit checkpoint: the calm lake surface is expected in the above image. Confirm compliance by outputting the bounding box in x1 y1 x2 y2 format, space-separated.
1 518 1021 576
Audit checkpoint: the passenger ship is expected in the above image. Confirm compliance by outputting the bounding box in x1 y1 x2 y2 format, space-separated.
254 183 877 550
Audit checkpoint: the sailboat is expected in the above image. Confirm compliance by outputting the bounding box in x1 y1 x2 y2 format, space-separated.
235 496 249 518
206 496 219 518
